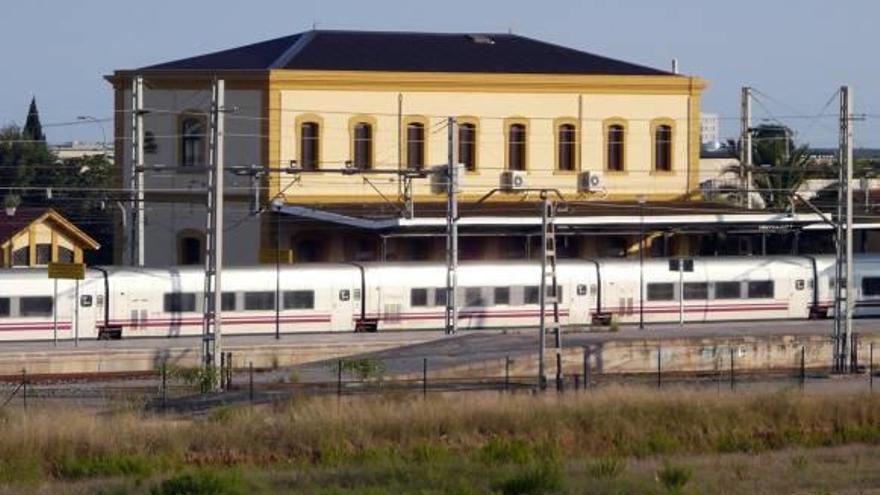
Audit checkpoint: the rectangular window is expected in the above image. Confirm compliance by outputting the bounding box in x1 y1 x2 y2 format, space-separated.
20 296 53 317
300 122 320 170
35 244 52 265
507 123 526 171
524 286 540 305
683 282 708 300
221 292 236 311
747 281 774 299
863 277 880 297
465 287 484 307
607 124 625 171
494 287 510 305
558 124 576 171
647 283 675 301
545 285 563 301
163 293 196 313
434 288 447 306
284 290 314 310
411 288 428 307
713 281 742 299
406 122 425 170
0 298 10 317
244 291 275 311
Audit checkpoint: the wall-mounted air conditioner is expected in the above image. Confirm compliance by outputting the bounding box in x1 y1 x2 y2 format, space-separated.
578 171 604 193
501 170 527 191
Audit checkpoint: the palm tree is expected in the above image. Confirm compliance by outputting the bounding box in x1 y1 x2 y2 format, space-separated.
750 144 822 210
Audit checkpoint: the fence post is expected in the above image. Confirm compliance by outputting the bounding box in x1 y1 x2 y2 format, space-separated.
852 333 859 373
729 347 735 391
871 342 874 393
248 361 254 404
583 347 591 391
574 374 580 391
505 356 511 393
337 359 343 397
21 369 26 412
226 352 233 390
657 344 662 389
422 358 428 398
161 362 167 410
219 352 225 392
800 346 806 392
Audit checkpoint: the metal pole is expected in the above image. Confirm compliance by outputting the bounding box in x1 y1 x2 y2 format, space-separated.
843 85 855 373
538 197 550 390
21 369 26 412
730 347 735 391
275 209 281 340
74 279 79 347
505 355 510 392
444 117 459 336
800 346 806 391
337 359 343 397
742 87 753 210
584 346 590 390
129 76 144 266
161 362 167 410
248 361 254 403
52 279 58 346
871 342 874 392
638 195 646 329
678 260 684 326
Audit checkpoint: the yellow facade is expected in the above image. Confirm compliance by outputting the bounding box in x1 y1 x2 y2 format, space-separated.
268 71 707 204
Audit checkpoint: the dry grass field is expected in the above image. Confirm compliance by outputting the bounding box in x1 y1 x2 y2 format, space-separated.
1 387 879 494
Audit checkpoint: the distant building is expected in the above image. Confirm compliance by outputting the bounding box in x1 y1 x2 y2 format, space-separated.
0 208 100 268
50 141 113 161
700 112 720 144
106 29 710 266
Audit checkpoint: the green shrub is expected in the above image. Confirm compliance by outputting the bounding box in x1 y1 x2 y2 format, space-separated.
478 438 533 466
588 456 626 479
495 461 563 495
151 469 248 495
658 462 691 494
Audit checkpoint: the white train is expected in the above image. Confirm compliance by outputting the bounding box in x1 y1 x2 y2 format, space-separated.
1 255 879 341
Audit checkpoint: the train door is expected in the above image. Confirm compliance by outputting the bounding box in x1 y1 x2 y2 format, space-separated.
568 281 591 326
120 290 150 335
331 286 356 331
687 262 710 323
74 279 99 339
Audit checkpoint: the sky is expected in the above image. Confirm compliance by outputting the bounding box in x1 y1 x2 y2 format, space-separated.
1 0 878 147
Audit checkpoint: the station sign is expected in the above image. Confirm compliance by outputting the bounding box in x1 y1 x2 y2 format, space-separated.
48 262 86 280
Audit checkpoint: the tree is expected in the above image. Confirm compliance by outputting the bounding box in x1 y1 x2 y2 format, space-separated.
750 144 821 210
22 96 45 142
0 124 54 205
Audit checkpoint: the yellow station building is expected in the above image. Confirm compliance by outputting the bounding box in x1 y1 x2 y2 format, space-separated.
109 30 718 266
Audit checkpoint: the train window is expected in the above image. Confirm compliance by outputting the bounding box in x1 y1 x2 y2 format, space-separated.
244 292 275 310
683 283 708 300
221 292 236 311
411 288 428 307
714 282 741 299
577 284 587 296
647 283 675 301
164 293 196 313
80 295 93 307
465 287 484 307
284 290 315 310
494 287 510 305
524 286 540 305
747 281 774 299
0 298 9 317
434 288 447 306
862 277 880 297
20 296 53 317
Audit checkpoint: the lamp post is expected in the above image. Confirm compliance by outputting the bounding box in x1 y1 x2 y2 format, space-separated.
76 115 108 154
637 194 647 330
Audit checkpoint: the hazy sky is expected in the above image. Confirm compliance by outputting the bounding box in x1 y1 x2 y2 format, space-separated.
1 0 877 147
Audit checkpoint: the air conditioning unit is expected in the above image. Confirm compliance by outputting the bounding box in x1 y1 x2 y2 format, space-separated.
578 171 604 193
501 170 528 191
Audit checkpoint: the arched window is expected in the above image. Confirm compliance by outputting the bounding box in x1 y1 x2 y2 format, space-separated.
507 123 526 171
458 122 477 171
406 122 425 170
557 124 576 171
180 116 206 167
300 122 320 170
179 236 203 265
654 124 673 172
607 124 625 171
352 122 373 170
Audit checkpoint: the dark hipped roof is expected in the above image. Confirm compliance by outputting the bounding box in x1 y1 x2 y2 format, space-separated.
139 30 674 76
